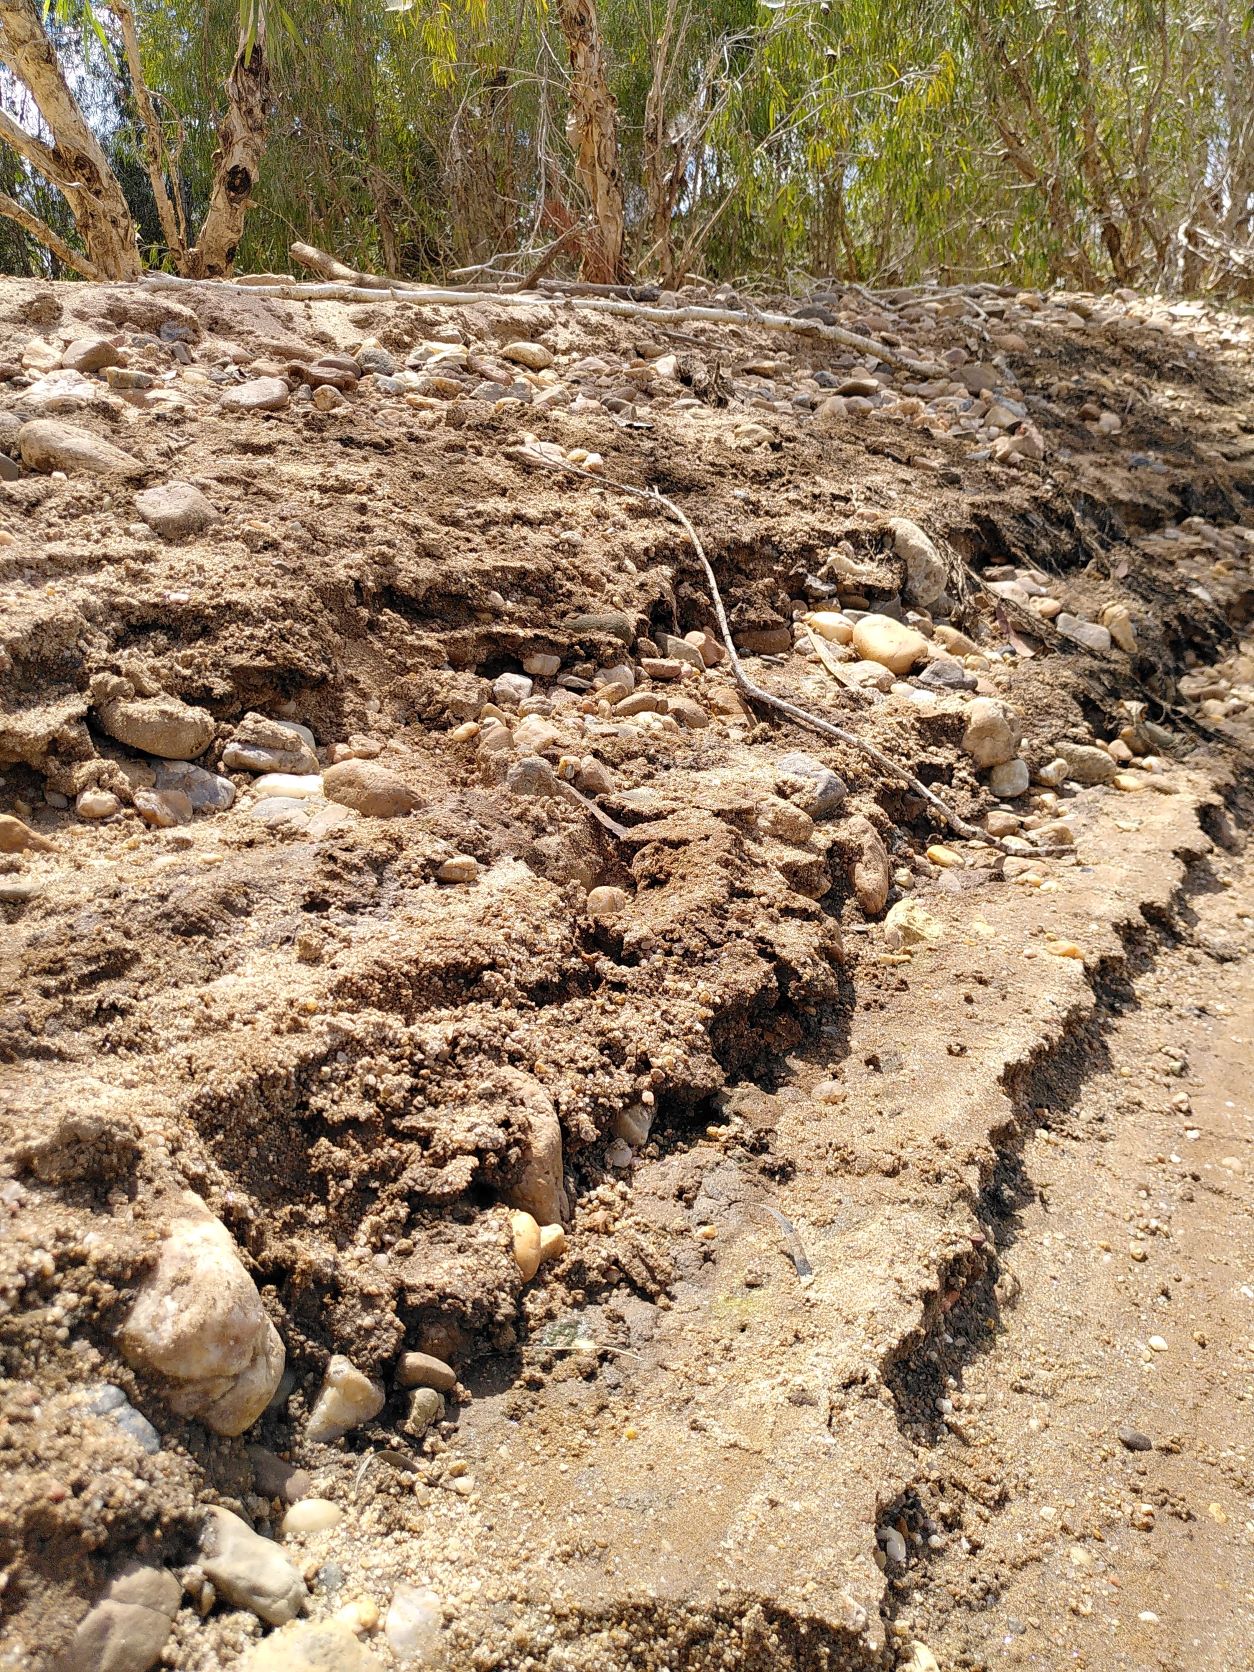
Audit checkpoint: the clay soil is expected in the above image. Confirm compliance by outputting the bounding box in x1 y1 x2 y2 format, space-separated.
0 273 1251 1671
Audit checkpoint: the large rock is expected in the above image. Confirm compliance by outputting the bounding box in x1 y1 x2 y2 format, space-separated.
850 614 929 674
220 376 290 414
960 697 1022 768
61 337 122 374
97 694 215 761
118 1193 285 1436
322 759 419 818
56 1564 180 1672
198 1506 306 1626
18 419 144 477
888 517 947 609
134 481 221 540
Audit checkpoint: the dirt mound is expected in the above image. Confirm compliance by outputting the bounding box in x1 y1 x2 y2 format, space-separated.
0 274 1251 1668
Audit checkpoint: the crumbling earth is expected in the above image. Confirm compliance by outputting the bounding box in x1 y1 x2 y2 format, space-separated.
0 272 1250 1671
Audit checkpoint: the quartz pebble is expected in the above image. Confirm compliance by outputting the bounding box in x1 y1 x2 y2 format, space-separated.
884 899 944 950
280 1498 344 1536
76 788 121 819
306 1355 385 1443
118 1193 284 1435
1056 612 1112 653
384 1585 443 1663
396 1351 457 1393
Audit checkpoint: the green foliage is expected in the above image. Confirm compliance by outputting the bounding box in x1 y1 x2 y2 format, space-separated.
3 0 1254 291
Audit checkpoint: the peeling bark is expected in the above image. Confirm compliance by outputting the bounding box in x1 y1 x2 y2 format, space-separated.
555 0 627 285
0 0 140 279
185 31 270 278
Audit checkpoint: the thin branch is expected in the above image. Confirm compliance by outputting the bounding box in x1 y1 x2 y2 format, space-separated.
103 0 186 257
0 190 97 276
0 104 69 189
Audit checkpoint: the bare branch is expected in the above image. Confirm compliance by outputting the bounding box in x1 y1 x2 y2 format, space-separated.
103 0 186 257
0 189 97 276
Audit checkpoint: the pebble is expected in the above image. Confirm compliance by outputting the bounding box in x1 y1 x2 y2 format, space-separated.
1118 1425 1153 1451
774 751 848 817
222 713 320 775
501 341 554 370
0 812 54 852
220 376 291 413
961 697 1022 767
86 1384 161 1454
97 693 215 761
888 516 947 609
436 855 479 883
246 1445 313 1504
510 1210 542 1282
199 1505 307 1626
1148 1334 1168 1352
251 772 324 800
134 481 221 539
1056 612 1112 653
1055 741 1117 784
506 756 556 797
306 1355 385 1443
396 1351 457 1393
612 1104 654 1146
985 811 1020 837
76 788 121 819
18 418 144 476
280 1498 344 1536
402 1386 445 1440
920 658 976 691
926 844 963 869
238 1620 383 1671
1035 757 1069 788
118 1195 285 1435
134 787 193 829
523 652 561 678
850 613 929 673
903 1645 940 1672
384 1585 443 1663
59 1562 181 1672
987 757 1030 797
493 671 533 705
60 336 122 374
804 610 854 644
154 761 235 811
883 900 944 950
322 759 419 818
587 885 629 916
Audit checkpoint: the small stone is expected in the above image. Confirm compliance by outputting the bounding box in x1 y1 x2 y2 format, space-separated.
384 1585 443 1664
251 773 324 800
306 1355 385 1443
199 1505 306 1626
1035 757 1069 788
436 855 479 883
641 656 685 681
0 812 53 853
920 658 976 691
666 695 710 728
883 899 944 950
501 341 553 370
505 756 556 798
280 1499 344 1536
850 614 928 674
1101 603 1138 653
134 481 221 540
985 811 1020 837
323 760 419 818
118 1194 285 1435
757 797 816 847
1047 939 1085 959
987 757 1030 798
396 1352 457 1394
1118 1425 1153 1451
926 844 963 869
246 1445 313 1504
238 1619 382 1671
612 1104 653 1147
844 814 890 914
510 1210 542 1282
312 385 348 411
221 376 290 413
1056 612 1112 654
134 787 193 829
1148 1334 1168 1352
18 418 144 476
60 336 122 374
804 611 854 644
493 671 533 705
587 885 629 916
154 761 235 812
961 698 1022 767
539 1223 567 1263
1114 770 1149 792
523 652 561 678
1055 741 1117 785
98 693 215 761
513 714 561 753
76 789 121 820
222 713 319 776
888 517 947 609
59 1562 180 1672
903 1645 940 1672
402 1386 445 1440
775 751 848 817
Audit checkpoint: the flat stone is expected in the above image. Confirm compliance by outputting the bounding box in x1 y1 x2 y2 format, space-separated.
223 713 320 775
199 1505 306 1626
18 418 144 477
60 337 122 374
1056 613 1112 654
851 614 928 674
221 376 290 413
118 1193 285 1435
154 761 235 811
306 1355 385 1443
1055 741 1117 785
134 481 221 540
97 694 215 761
57 1563 180 1672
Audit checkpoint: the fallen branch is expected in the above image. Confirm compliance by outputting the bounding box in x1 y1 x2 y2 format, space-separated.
141 258 946 376
290 240 391 288
510 445 994 846
0 190 97 277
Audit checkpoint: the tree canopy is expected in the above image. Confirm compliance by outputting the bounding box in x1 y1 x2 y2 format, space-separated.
0 0 1251 294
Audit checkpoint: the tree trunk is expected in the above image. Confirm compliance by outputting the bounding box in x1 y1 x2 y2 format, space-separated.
0 0 140 278
185 24 270 278
555 0 626 285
